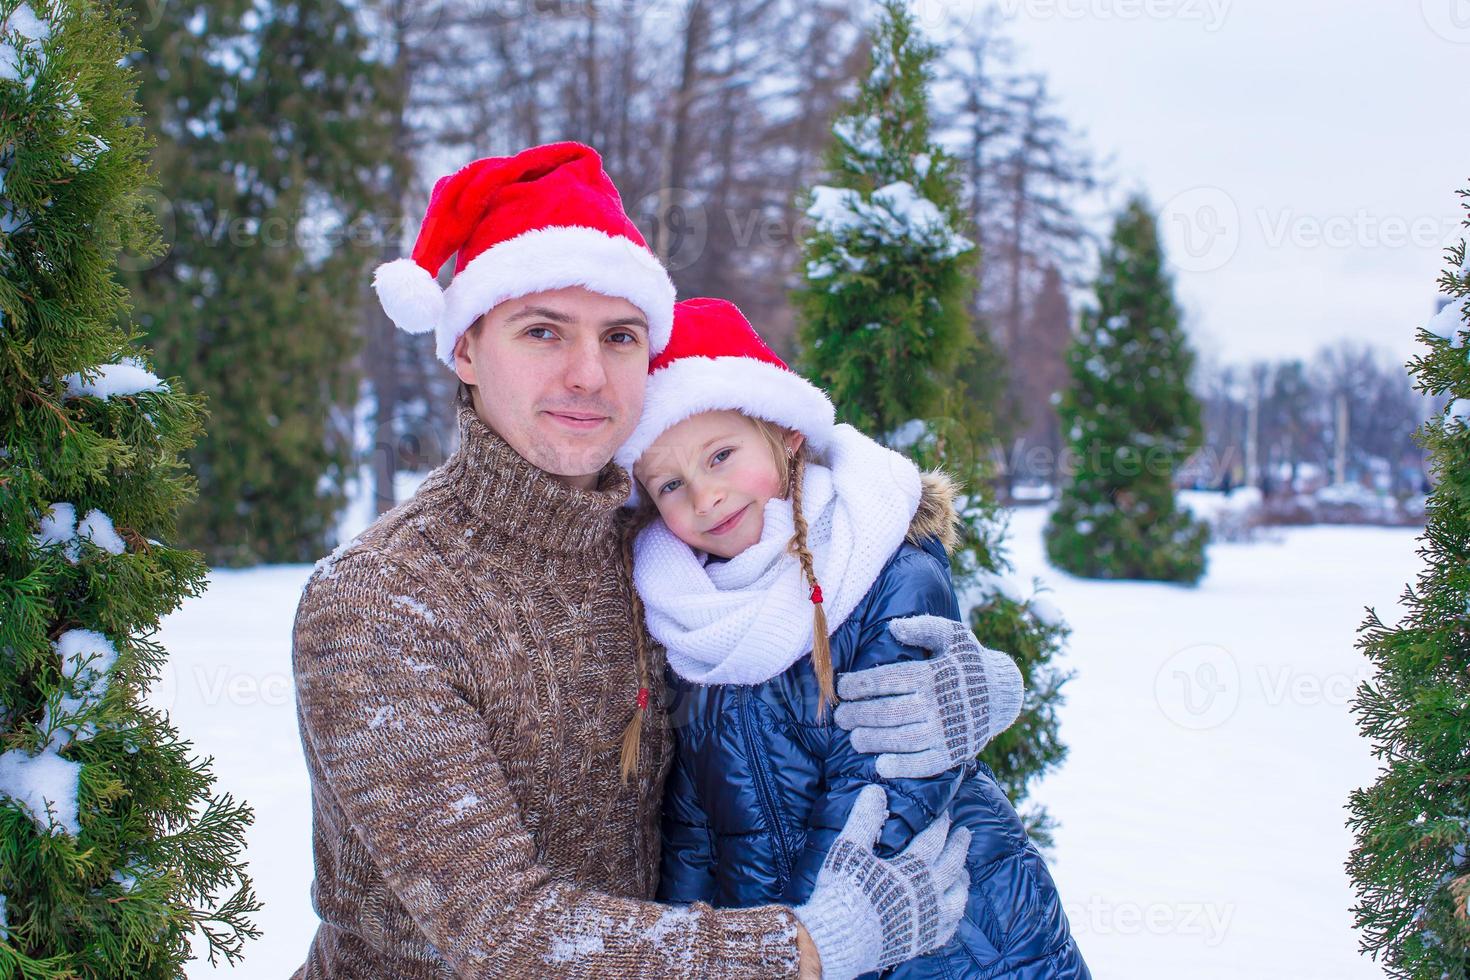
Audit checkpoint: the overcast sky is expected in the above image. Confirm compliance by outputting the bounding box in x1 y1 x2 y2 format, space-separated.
937 0 1470 370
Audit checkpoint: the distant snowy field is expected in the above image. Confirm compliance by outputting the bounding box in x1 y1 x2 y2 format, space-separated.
161 501 1412 978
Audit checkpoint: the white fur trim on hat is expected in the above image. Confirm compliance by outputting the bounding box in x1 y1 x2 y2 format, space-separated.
434 225 676 367
614 355 837 478
373 258 442 336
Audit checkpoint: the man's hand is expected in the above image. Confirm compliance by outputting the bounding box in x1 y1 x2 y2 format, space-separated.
834 614 1023 780
793 786 970 980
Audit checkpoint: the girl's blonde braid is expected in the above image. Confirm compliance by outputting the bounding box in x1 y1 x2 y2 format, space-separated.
787 449 835 722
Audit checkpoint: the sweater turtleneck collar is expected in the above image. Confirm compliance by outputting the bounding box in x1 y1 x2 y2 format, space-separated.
424 404 632 556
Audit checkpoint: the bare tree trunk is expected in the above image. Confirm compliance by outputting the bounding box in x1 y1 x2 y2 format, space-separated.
613 1 637 174
705 17 740 299
655 0 706 264
367 0 415 516
583 3 601 147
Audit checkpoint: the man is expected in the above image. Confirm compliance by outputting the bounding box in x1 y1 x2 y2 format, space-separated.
291 143 1023 978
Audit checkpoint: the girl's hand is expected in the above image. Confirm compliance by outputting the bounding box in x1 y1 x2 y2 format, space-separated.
833 615 1024 779
792 785 971 979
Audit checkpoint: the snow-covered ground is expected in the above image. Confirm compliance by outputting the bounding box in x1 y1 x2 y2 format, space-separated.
1002 506 1404 979
159 506 1414 978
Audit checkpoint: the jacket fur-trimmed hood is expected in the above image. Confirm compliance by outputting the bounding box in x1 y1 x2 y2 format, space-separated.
905 469 961 553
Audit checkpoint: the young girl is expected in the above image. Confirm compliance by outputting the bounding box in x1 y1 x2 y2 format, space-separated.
613 298 1089 979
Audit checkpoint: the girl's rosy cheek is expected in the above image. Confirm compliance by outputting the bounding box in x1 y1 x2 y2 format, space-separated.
758 466 786 498
738 457 778 496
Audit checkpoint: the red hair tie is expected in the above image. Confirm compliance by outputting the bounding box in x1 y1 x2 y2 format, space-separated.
636 687 649 711
810 584 823 604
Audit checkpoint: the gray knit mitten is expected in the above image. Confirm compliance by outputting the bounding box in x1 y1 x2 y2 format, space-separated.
793 785 971 980
834 614 1024 780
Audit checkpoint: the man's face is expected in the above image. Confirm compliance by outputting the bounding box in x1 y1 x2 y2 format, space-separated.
454 286 649 489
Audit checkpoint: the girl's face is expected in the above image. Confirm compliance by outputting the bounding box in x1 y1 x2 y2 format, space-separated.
634 410 804 559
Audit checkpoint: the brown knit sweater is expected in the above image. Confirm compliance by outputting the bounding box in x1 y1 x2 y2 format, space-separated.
290 405 800 978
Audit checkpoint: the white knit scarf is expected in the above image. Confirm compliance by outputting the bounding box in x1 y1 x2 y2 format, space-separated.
633 423 922 686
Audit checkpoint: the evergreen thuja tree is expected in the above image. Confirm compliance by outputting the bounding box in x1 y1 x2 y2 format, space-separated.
795 0 971 436
1346 184 1470 977
1045 195 1209 583
0 2 258 974
795 0 1071 843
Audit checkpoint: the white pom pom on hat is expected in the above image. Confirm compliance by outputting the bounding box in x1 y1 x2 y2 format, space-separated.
372 258 441 336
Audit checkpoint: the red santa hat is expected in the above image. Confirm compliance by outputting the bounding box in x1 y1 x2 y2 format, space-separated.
614 297 836 478
372 142 675 367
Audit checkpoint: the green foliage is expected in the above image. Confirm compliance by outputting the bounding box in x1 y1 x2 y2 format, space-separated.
121 0 396 566
0 1 256 973
1346 185 1470 977
794 0 974 438
795 0 1072 843
903 414 1072 848
1045 195 1209 583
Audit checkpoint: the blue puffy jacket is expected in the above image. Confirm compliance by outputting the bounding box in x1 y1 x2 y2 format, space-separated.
656 494 1089 977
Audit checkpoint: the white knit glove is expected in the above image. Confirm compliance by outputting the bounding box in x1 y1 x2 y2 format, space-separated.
793 785 971 980
834 614 1024 780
